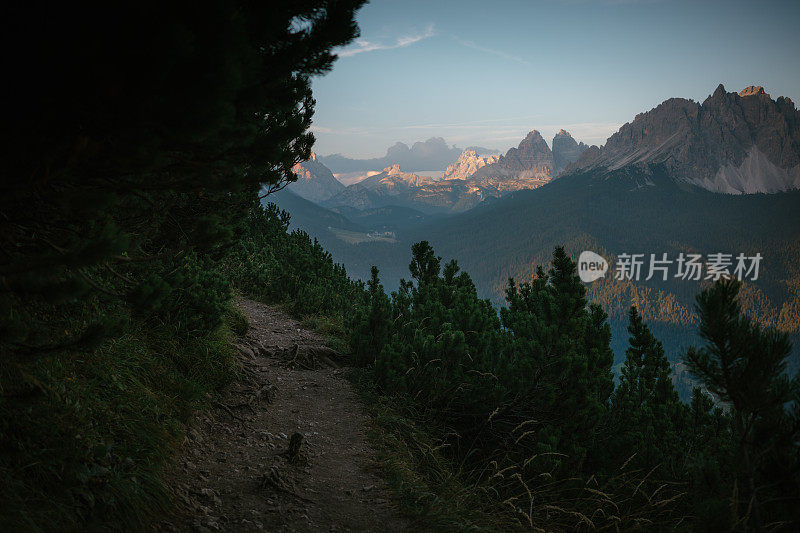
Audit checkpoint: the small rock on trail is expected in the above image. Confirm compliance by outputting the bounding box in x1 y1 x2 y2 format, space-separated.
156 298 407 532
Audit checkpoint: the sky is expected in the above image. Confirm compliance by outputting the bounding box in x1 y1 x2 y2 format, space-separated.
310 0 800 159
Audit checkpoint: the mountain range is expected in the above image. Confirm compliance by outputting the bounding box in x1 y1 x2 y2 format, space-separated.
318 137 500 174
268 84 800 397
568 85 800 193
289 129 590 213
288 152 345 203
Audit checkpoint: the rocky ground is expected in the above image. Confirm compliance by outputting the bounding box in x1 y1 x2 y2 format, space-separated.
156 298 407 532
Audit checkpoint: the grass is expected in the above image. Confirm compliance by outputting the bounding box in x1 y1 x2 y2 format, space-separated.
0 302 241 531
346 366 690 532
347 368 520 532
300 313 350 354
224 304 250 337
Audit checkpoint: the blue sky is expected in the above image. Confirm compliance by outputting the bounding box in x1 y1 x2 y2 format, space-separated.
310 0 800 158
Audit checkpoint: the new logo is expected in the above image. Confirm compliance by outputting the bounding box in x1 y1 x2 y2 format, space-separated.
578 251 609 283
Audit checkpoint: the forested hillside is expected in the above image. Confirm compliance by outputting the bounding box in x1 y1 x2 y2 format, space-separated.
321 166 800 389
409 167 800 363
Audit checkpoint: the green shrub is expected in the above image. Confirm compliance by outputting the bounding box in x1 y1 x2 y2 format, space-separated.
225 201 367 320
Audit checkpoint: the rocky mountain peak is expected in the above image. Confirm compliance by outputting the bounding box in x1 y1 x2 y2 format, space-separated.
552 130 588 174
522 129 544 141
467 129 555 186
384 163 403 175
568 84 800 194
442 149 500 180
740 85 767 98
515 130 550 153
289 155 345 203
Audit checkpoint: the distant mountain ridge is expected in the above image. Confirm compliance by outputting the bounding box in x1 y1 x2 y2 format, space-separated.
322 130 589 213
568 84 800 193
442 150 500 180
319 137 500 173
464 129 588 194
324 163 471 213
288 152 345 203
552 129 589 173
271 83 800 397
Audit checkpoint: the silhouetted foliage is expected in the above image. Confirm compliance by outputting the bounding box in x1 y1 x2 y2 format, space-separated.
0 2 366 529
2 0 365 354
684 279 800 530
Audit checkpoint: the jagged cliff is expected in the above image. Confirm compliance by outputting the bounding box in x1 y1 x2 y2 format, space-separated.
443 150 500 180
568 85 800 193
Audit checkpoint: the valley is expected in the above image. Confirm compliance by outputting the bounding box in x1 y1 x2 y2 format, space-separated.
271 84 800 397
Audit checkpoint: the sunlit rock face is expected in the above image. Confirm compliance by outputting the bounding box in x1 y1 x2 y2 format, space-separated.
442 150 500 180
568 85 800 194
324 129 596 213
289 152 346 203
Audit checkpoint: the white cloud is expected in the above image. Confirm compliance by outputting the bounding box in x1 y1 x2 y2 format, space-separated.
337 24 436 57
450 36 533 67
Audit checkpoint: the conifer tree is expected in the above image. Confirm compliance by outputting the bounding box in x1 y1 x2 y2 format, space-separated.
682 387 737 529
373 242 501 422
350 266 392 366
609 306 683 472
1 1 366 353
684 279 799 530
500 247 614 473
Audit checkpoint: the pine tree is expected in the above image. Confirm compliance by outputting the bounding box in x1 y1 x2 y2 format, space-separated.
350 266 392 366
608 306 683 472
500 247 614 473
1 1 367 353
373 242 501 423
684 279 798 530
682 387 737 530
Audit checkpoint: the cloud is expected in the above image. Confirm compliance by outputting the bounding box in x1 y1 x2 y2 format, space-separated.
450 36 532 67
337 24 436 57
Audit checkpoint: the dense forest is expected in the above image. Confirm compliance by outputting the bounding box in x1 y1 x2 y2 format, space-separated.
287 168 800 396
1 2 799 531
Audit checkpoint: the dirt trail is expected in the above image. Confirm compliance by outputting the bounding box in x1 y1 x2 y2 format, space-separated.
157 298 407 532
